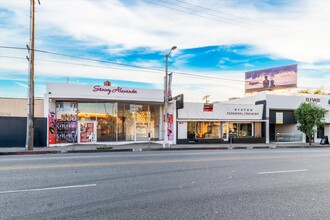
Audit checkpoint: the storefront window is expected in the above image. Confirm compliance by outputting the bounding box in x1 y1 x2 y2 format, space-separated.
229 123 252 137
317 126 324 138
96 103 117 142
239 124 252 137
195 122 220 139
55 102 78 143
117 103 134 141
187 122 197 140
78 103 97 121
150 105 160 140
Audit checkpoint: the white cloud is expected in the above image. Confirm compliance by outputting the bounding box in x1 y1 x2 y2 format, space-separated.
1 0 330 100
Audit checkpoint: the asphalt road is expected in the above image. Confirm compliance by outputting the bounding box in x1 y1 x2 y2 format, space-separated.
1 148 330 220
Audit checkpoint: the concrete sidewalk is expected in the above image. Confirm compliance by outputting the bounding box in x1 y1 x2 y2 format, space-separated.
1 142 329 155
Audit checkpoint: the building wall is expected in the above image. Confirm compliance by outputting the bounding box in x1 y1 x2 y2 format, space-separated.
275 124 300 134
0 98 44 117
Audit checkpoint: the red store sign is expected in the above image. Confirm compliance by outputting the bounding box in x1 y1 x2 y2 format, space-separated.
92 85 138 95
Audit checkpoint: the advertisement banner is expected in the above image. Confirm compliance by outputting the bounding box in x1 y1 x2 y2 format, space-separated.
80 122 96 142
55 102 77 143
48 111 56 144
168 72 173 101
203 103 214 112
245 64 297 93
276 112 283 124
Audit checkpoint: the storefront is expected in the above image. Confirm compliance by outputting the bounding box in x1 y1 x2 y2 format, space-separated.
45 82 164 146
225 92 330 143
175 102 265 144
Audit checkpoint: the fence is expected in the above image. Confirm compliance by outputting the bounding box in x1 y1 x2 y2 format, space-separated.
0 116 47 147
274 133 303 143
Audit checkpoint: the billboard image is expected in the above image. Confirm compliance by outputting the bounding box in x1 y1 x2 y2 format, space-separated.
245 64 297 93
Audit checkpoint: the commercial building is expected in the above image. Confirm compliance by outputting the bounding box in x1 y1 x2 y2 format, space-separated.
174 101 266 144
1 82 329 147
45 82 165 145
222 91 330 144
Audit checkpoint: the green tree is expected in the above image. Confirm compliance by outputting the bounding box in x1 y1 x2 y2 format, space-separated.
294 103 326 145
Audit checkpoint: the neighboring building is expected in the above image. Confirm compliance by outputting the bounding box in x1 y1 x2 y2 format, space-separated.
174 102 265 144
0 97 44 117
0 97 46 147
224 91 330 144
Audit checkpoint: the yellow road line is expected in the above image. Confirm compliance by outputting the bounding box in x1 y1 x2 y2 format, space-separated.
1 154 330 171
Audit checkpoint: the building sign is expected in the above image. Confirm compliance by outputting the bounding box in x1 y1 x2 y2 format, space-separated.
203 103 213 112
178 103 264 120
245 64 297 93
47 82 163 103
226 108 260 116
305 97 321 103
276 112 283 124
175 94 184 109
93 86 137 95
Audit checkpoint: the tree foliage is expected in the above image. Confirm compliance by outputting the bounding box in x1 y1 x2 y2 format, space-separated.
294 102 326 145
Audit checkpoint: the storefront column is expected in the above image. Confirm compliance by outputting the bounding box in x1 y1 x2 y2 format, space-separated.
266 120 270 143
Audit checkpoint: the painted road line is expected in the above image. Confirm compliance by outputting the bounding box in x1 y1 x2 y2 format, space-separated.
257 169 308 175
0 184 97 194
1 154 330 171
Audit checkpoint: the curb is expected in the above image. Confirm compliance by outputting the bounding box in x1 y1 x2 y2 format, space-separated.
1 145 330 155
0 151 61 155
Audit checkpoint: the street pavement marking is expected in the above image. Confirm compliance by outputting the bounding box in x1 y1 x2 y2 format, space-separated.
1 154 330 171
257 169 309 175
0 184 96 194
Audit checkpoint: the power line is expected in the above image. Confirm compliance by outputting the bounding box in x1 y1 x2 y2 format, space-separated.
0 46 246 83
1 56 329 89
174 0 292 33
143 0 295 36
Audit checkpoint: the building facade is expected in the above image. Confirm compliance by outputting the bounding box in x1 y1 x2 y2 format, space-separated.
224 92 330 144
174 101 266 144
45 82 165 146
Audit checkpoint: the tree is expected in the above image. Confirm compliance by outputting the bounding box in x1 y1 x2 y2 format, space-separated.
294 103 326 145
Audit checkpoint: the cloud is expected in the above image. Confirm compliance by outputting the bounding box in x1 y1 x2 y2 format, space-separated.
14 81 28 88
1 0 330 100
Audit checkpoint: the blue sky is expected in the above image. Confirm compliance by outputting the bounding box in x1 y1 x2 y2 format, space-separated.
0 0 329 102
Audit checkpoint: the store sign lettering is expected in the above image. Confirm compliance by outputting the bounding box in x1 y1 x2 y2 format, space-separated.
93 86 137 95
306 98 320 103
226 108 259 115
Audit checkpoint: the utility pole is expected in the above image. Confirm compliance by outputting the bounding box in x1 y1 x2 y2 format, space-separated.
26 0 39 150
203 95 210 103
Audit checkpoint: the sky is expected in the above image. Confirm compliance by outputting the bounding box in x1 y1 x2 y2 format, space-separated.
0 0 330 102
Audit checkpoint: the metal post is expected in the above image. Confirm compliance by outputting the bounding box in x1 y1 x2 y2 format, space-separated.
163 54 169 148
163 46 177 148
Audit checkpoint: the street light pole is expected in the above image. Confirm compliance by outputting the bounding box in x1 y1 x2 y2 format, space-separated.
163 46 177 148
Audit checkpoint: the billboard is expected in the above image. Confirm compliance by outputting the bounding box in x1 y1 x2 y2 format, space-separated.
245 64 297 93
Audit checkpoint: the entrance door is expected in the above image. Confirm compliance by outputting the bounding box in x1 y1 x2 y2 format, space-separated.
222 123 228 141
136 122 149 141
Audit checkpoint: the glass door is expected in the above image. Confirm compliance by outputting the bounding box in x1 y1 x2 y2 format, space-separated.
135 105 150 141
222 123 228 141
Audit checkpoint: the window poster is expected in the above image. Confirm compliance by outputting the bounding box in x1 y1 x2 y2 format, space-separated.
55 102 78 143
167 114 173 141
80 122 95 142
48 111 56 144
